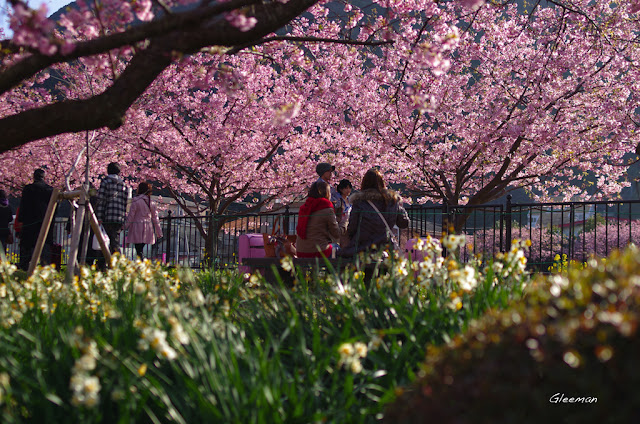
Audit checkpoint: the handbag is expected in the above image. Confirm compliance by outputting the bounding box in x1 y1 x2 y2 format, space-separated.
367 200 400 251
263 217 296 258
92 224 110 250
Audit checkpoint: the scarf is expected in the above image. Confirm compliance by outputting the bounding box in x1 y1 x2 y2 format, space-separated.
296 197 334 239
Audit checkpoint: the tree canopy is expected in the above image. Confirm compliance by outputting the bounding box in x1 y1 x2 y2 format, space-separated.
2 0 640 211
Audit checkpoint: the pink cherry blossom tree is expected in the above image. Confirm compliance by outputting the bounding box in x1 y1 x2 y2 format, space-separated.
112 50 334 261
4 0 640 247
339 1 640 231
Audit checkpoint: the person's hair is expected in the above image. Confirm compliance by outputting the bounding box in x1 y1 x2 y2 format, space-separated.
0 189 6 199
361 168 393 206
33 168 45 181
137 182 151 196
361 169 385 191
107 162 121 175
308 181 330 199
337 179 352 195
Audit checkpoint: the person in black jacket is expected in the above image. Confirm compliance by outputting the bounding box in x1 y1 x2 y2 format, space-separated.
340 168 409 257
16 169 54 270
0 190 14 251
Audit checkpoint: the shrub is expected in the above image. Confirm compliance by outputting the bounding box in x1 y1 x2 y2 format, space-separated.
383 245 640 424
0 243 529 423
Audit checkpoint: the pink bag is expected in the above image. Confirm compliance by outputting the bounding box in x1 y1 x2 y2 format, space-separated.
405 238 430 262
238 233 266 274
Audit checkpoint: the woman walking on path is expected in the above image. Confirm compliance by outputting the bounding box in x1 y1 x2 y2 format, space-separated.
340 168 409 257
125 182 162 260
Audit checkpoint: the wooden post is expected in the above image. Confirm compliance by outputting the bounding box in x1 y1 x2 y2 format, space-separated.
28 188 60 276
65 190 86 283
78 211 90 265
86 202 111 265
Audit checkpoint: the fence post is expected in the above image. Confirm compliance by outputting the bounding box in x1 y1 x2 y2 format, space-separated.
211 212 218 270
442 203 449 236
499 205 504 253
505 194 512 251
165 210 172 265
441 204 449 257
569 202 575 261
283 205 290 235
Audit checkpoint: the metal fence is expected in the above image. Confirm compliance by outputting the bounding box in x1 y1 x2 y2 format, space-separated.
406 196 640 271
6 197 640 271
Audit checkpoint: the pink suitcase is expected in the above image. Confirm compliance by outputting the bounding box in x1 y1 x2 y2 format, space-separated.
405 238 430 262
238 233 266 274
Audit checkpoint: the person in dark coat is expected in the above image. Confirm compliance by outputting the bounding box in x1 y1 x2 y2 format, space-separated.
16 169 54 270
339 168 409 257
332 179 353 246
0 190 14 250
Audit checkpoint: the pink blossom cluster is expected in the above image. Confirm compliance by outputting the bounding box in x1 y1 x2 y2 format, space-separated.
10 3 74 55
459 0 485 11
226 11 258 32
133 0 154 21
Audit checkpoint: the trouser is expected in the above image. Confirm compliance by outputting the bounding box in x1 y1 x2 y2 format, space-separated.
18 238 52 271
102 223 122 254
97 223 122 270
134 243 145 259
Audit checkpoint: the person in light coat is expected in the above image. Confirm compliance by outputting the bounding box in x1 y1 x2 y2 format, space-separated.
125 182 162 260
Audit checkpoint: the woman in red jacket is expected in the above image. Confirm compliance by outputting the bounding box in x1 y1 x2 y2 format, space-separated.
295 181 342 258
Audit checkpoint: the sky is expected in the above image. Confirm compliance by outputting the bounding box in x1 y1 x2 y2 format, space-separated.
1 0 70 36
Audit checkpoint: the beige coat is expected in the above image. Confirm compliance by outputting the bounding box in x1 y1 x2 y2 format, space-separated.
296 208 341 255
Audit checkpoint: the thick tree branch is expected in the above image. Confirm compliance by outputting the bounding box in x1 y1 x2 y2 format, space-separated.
0 0 320 152
0 0 261 94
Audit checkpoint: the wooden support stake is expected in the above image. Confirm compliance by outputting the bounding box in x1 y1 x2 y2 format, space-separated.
27 188 110 279
65 190 86 283
86 202 111 265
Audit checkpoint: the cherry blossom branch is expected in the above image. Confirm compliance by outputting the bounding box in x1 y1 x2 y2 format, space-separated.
0 0 263 95
0 0 320 152
226 35 394 55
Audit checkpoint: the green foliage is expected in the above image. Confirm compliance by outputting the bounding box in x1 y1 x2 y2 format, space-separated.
0 247 528 423
384 245 640 424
